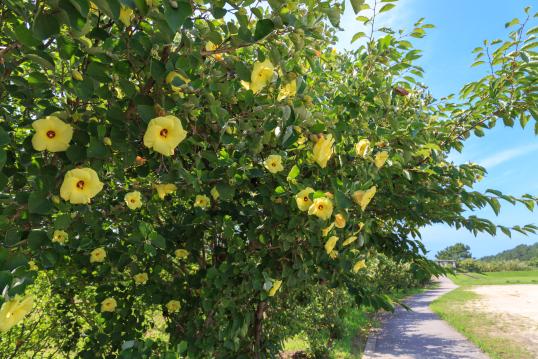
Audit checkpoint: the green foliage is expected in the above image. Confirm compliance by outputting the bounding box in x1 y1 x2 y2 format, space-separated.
457 258 536 273
0 0 537 357
436 243 472 261
481 243 538 262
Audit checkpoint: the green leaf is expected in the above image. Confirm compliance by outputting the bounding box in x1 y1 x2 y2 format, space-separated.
14 23 41 48
351 32 366 43
0 271 12 290
379 4 396 13
254 19 274 41
335 191 353 209
164 0 192 31
0 150 6 170
350 0 365 14
33 13 61 40
28 230 48 250
287 165 300 182
216 184 235 201
0 127 9 146
28 192 53 215
150 233 167 250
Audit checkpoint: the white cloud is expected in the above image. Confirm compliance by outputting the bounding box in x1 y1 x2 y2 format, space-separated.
479 143 538 169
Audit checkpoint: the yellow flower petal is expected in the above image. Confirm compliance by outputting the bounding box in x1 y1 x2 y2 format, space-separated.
52 230 68 244
295 187 315 212
312 134 334 168
143 115 187 156
250 59 274 94
32 116 74 152
352 186 377 211
154 183 177 200
268 280 282 297
166 300 181 313
100 297 117 312
133 273 149 285
124 191 143 210
194 194 210 209
90 247 106 263
324 236 339 255
334 214 346 229
0 295 34 332
277 79 297 101
119 6 134 26
175 249 189 259
308 197 333 220
60 168 104 204
264 154 284 173
374 151 389 169
355 139 370 158
352 260 366 273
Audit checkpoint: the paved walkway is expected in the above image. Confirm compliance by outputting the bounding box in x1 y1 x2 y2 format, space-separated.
364 276 489 359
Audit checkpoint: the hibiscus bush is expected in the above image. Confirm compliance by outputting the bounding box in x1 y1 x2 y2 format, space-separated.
1 0 537 357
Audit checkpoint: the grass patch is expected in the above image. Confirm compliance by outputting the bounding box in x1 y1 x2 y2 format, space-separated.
430 272 538 359
449 270 538 286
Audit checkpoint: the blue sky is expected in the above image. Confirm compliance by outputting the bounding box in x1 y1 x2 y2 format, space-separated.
336 0 538 258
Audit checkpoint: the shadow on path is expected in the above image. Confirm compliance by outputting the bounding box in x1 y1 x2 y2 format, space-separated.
364 276 488 359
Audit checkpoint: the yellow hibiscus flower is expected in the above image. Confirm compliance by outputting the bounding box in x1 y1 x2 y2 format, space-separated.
342 236 357 247
166 300 181 313
143 115 187 156
124 191 143 210
154 183 177 200
119 6 134 26
90 247 106 263
264 154 284 174
31 116 74 152
133 273 149 285
352 259 366 273
205 41 223 61
352 186 377 211
277 79 297 101
248 59 274 93
355 139 370 158
175 249 189 259
0 295 34 332
194 194 210 209
295 187 315 212
324 236 339 255
312 134 334 168
210 186 219 200
322 222 335 237
374 151 389 169
60 168 104 204
334 213 346 229
308 197 333 220
268 280 283 297
100 297 117 312
166 71 190 92
52 230 68 244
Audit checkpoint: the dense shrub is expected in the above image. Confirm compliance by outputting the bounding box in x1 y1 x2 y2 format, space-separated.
1 0 537 357
458 259 536 273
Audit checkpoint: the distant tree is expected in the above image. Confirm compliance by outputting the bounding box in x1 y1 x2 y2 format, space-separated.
481 243 538 262
436 243 472 261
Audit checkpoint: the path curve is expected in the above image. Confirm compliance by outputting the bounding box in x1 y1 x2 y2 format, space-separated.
364 276 488 359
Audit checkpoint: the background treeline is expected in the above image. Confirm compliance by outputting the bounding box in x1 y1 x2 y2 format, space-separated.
436 242 538 273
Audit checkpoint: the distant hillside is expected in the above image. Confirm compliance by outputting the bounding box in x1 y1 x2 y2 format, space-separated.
481 242 538 261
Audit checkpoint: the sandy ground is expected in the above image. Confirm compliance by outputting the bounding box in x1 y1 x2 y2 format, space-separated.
468 284 538 357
